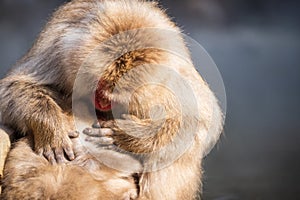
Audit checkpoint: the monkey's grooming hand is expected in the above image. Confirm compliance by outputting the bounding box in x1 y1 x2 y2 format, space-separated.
35 128 79 165
83 123 116 149
81 114 147 151
96 114 162 154
100 114 156 138
100 114 151 131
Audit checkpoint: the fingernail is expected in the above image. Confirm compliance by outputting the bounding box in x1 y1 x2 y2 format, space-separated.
92 121 101 128
83 128 92 134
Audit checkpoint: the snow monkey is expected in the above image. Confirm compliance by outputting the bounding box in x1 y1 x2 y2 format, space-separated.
0 0 223 199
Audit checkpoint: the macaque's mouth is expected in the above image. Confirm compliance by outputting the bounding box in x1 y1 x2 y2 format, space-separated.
94 95 112 111
93 79 112 112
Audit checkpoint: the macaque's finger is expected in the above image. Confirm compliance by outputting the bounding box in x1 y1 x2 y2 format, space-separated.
83 127 113 137
42 147 56 165
85 135 114 145
83 127 99 136
54 147 67 164
100 128 114 136
92 121 101 128
98 137 114 145
63 145 75 161
99 120 115 128
71 137 84 156
68 130 79 138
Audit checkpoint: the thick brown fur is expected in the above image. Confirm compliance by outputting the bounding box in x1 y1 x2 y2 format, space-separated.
1 132 141 200
0 0 223 199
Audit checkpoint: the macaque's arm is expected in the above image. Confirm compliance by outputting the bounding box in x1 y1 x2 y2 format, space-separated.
99 114 181 154
0 76 77 164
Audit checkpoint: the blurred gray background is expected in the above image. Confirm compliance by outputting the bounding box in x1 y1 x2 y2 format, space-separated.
0 0 299 199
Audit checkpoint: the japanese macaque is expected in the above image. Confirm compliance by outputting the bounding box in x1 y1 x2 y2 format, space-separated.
0 0 223 199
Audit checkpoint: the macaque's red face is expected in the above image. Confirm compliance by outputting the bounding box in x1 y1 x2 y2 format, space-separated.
94 79 112 112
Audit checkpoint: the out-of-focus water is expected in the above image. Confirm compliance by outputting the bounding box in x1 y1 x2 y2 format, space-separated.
198 27 300 199
0 1 299 199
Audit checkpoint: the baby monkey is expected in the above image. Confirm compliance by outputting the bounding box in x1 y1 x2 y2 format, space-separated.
1 126 142 200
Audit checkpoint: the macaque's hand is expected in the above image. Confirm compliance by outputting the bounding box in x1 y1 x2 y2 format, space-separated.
99 114 168 154
36 129 79 165
100 114 153 138
82 114 149 152
83 122 116 149
98 114 151 152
